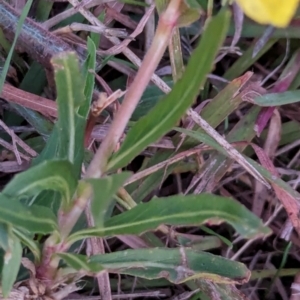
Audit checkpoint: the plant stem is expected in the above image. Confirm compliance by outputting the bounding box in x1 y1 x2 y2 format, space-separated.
86 0 182 178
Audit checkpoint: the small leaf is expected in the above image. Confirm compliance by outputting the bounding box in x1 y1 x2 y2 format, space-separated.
155 0 202 27
177 1 202 27
88 248 250 284
68 194 271 244
79 37 96 118
107 9 230 171
51 52 86 176
3 160 77 207
235 0 299 28
1 235 22 298
0 194 57 234
84 172 131 227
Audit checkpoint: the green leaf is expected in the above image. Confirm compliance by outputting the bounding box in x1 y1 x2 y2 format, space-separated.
9 104 53 137
79 37 96 118
177 2 202 27
51 52 86 176
36 0 53 21
57 252 104 273
0 194 57 234
155 0 202 27
1 235 22 298
33 51 88 173
0 223 10 251
90 12 105 48
84 172 131 227
223 39 277 81
13 229 40 262
107 9 230 171
177 234 223 251
3 160 77 207
16 61 52 137
62 248 250 284
32 126 60 166
68 194 271 244
130 80 173 121
254 90 300 106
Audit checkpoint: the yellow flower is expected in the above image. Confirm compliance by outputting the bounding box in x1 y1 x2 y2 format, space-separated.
235 0 299 27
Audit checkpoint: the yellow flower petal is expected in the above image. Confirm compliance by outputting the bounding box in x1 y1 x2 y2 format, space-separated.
235 0 299 27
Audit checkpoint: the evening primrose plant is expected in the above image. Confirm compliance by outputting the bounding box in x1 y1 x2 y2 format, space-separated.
0 6 274 300
3 0 300 299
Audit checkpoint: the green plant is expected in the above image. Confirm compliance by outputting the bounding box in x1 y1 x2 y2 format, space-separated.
2 0 300 299
0 7 268 299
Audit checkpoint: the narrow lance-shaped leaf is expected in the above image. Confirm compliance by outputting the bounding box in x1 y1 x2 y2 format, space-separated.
57 252 104 274
67 194 271 244
59 247 250 285
79 37 96 118
1 235 22 298
155 0 202 27
13 228 41 262
0 194 57 234
3 160 77 207
51 52 86 177
107 9 230 171
33 52 88 175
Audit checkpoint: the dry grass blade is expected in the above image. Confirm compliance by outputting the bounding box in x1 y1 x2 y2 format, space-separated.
100 4 155 55
252 109 281 216
0 138 31 161
68 0 171 93
1 84 57 118
252 144 300 237
125 146 205 185
186 108 271 189
231 2 244 48
0 119 37 158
